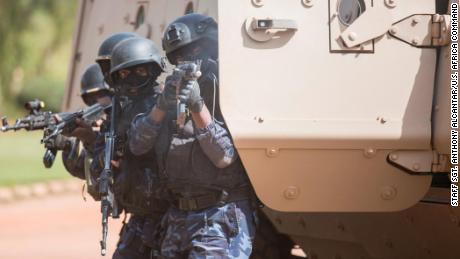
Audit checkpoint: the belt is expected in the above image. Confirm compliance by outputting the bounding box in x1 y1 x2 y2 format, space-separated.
172 186 251 211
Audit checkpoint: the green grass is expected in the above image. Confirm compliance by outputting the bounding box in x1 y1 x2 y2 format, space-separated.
0 131 70 186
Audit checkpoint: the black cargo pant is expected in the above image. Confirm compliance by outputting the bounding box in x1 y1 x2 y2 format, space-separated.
112 214 163 259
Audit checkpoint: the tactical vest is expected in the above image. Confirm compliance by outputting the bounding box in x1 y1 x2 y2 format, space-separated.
157 67 251 202
114 86 169 216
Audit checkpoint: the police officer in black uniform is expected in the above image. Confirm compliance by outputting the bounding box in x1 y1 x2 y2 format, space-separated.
61 63 111 184
65 32 139 199
95 32 139 83
128 14 256 258
90 36 169 259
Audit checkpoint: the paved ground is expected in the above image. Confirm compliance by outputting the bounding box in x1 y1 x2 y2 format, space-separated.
0 193 123 259
0 191 306 259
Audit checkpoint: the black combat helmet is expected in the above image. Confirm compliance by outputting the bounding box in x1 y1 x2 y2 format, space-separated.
110 37 165 96
162 14 218 64
80 63 110 106
95 32 138 78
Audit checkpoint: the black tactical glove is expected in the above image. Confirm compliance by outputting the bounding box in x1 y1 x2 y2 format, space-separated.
156 76 177 111
178 80 204 113
52 134 71 150
64 118 97 146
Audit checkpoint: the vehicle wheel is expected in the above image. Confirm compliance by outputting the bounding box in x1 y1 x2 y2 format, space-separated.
250 211 298 259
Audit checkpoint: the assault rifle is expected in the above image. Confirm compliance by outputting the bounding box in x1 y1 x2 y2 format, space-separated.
173 60 202 130
1 99 53 132
98 94 120 256
1 99 110 168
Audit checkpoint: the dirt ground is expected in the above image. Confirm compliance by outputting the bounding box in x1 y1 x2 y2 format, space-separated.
0 193 123 259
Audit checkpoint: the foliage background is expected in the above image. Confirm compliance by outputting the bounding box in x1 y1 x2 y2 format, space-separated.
0 0 77 116
0 0 78 185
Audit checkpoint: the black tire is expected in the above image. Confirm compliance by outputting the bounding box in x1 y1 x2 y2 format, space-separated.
250 210 298 259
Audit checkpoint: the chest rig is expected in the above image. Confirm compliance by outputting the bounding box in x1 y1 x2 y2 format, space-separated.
156 68 252 211
115 86 169 216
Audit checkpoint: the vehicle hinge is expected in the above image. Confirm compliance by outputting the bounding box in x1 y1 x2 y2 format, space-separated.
387 150 450 175
389 14 451 48
431 152 450 173
431 14 451 47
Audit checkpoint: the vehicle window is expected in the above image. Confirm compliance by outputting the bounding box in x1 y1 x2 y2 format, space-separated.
135 5 145 29
338 0 365 26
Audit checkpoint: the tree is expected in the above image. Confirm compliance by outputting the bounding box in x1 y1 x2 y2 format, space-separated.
0 0 77 113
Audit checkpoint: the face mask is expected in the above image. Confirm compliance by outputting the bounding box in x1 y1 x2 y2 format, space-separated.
119 75 152 96
116 65 157 96
122 73 150 88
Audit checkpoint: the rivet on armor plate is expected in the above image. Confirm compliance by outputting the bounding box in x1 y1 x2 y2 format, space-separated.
364 148 377 158
411 37 420 45
301 0 314 7
348 32 357 41
380 186 397 200
389 26 398 35
412 17 420 25
252 0 264 7
389 153 398 161
412 163 420 171
284 186 300 200
266 147 279 157
384 0 396 8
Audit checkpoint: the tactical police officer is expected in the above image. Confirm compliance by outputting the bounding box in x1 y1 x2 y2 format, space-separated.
61 63 111 188
90 36 169 259
62 32 138 196
79 32 138 192
95 32 138 83
128 14 256 258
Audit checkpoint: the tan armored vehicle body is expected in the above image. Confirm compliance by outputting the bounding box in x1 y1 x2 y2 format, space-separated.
64 0 459 258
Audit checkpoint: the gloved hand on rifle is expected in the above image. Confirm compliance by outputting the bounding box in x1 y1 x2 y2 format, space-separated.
156 75 177 111
157 75 203 113
178 80 204 113
63 118 98 146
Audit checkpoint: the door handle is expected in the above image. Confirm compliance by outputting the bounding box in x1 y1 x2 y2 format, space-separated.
245 17 298 42
251 18 298 31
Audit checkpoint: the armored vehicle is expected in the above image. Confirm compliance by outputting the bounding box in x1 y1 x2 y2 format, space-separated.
64 0 459 258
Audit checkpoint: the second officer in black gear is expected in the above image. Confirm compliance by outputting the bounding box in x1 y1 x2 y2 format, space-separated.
61 63 111 195
90 36 169 259
64 32 137 199
128 14 256 258
95 32 139 84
